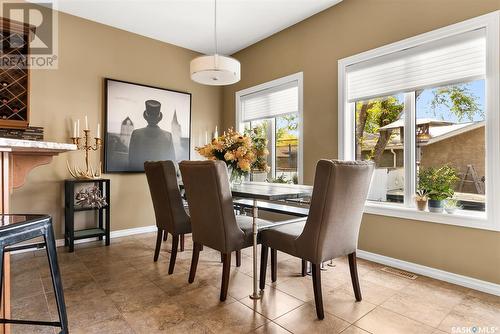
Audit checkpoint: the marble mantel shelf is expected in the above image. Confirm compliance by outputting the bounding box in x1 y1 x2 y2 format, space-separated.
0 138 77 153
0 138 77 189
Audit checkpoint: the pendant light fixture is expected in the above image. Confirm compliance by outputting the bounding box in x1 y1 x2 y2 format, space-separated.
190 0 240 85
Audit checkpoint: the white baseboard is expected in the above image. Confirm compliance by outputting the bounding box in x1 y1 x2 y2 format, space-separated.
54 225 157 247
357 249 500 296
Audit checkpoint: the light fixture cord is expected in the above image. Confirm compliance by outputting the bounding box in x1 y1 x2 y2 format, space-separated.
214 0 218 55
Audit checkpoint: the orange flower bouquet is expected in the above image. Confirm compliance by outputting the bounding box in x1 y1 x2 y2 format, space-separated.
196 128 268 184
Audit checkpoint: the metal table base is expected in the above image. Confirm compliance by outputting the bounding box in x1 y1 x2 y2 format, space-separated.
249 199 263 300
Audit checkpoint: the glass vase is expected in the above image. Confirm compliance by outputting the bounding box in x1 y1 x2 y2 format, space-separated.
228 166 244 186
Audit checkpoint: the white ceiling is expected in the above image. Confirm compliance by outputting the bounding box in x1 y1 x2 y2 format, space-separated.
43 0 342 55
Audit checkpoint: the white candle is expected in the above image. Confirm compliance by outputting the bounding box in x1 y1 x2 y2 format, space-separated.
205 131 208 144
85 116 89 130
76 119 80 136
96 123 101 138
214 125 218 138
73 121 77 138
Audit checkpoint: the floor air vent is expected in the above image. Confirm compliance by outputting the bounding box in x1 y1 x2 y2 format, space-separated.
380 267 418 280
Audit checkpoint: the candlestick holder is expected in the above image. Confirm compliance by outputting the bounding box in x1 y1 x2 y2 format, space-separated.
67 129 102 179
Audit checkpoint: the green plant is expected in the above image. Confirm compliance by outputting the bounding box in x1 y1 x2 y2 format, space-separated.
244 124 270 172
417 166 459 201
444 198 460 209
271 174 292 184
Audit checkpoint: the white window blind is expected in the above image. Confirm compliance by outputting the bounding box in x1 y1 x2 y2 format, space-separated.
241 81 298 122
346 28 486 102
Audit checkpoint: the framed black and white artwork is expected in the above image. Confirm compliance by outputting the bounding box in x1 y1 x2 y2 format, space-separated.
104 78 191 172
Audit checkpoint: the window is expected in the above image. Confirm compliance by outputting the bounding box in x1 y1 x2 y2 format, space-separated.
339 12 499 231
236 73 303 184
355 94 406 204
416 80 485 212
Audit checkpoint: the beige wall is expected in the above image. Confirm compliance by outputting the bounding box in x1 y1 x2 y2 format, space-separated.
222 0 500 283
11 11 222 238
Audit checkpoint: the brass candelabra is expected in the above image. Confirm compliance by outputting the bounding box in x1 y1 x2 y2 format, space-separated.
67 129 102 179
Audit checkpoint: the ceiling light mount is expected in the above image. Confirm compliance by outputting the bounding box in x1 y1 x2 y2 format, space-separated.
190 0 240 86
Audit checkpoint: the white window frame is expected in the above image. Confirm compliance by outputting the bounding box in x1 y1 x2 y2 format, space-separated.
236 72 304 184
338 11 500 231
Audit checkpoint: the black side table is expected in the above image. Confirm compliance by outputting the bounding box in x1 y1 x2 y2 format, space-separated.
64 179 110 252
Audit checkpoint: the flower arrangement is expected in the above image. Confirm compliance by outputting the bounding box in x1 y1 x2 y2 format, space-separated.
196 128 269 183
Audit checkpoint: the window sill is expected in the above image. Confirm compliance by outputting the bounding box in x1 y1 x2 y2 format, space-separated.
363 202 498 231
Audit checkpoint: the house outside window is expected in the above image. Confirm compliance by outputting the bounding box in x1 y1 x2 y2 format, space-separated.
236 72 303 184
338 12 500 231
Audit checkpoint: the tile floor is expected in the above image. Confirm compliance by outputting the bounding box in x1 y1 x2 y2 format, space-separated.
8 232 500 334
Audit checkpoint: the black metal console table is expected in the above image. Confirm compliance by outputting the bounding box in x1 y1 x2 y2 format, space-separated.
64 179 110 252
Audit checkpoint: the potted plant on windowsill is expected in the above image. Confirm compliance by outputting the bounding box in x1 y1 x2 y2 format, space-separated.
418 165 459 213
414 189 428 211
444 198 462 214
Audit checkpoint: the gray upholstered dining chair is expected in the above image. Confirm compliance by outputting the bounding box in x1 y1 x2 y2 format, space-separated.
259 159 374 319
179 160 272 301
144 160 191 275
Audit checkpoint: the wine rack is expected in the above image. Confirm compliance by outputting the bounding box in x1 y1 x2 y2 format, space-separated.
0 18 35 129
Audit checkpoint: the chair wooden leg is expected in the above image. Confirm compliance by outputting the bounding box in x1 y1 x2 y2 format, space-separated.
189 242 201 283
154 229 162 262
260 246 269 290
271 248 277 282
180 234 185 252
236 250 241 267
301 259 307 276
311 263 324 320
220 252 231 301
163 231 167 241
220 252 224 263
348 252 362 301
168 235 179 275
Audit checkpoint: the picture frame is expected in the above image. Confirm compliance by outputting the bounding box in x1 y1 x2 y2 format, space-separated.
104 78 192 173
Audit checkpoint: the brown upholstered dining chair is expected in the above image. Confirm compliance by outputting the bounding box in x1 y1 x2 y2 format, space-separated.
179 160 272 301
144 160 191 275
259 160 374 319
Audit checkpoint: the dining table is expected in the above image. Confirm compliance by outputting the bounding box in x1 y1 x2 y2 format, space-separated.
230 181 313 299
